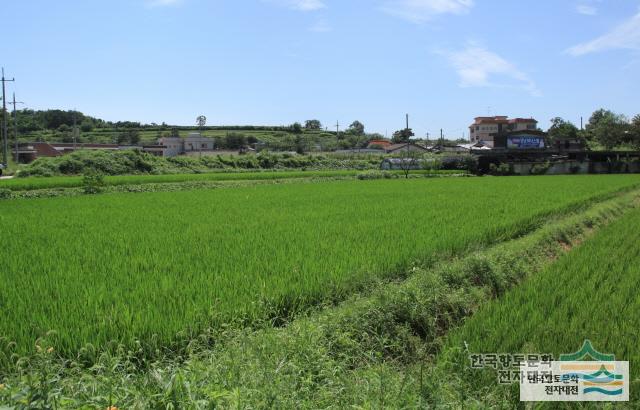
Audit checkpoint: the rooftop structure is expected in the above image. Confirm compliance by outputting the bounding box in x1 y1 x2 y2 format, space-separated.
469 116 538 148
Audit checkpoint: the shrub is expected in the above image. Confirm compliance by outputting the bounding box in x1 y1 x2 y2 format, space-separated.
357 171 395 180
440 155 477 173
82 172 105 194
0 189 12 199
489 163 512 176
530 161 551 175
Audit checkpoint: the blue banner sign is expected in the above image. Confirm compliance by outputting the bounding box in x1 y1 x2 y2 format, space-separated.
507 136 545 149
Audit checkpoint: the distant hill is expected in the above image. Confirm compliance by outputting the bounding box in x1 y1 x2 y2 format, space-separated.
10 109 382 152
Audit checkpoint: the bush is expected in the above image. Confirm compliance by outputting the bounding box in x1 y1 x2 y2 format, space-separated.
0 189 12 200
440 155 477 173
18 150 384 177
357 171 395 180
489 163 512 176
82 172 105 194
530 161 551 175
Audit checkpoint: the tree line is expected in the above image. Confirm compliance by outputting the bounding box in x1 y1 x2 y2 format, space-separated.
549 109 640 150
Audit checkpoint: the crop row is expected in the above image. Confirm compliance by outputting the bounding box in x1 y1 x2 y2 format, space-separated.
436 206 640 404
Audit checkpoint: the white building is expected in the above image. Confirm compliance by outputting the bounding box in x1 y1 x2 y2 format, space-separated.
469 116 538 148
158 133 215 157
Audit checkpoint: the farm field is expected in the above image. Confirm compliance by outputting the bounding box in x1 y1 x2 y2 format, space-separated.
0 175 639 360
0 169 456 191
430 205 640 405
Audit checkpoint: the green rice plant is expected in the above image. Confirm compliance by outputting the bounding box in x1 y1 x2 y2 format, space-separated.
433 206 640 406
0 175 638 360
0 184 639 408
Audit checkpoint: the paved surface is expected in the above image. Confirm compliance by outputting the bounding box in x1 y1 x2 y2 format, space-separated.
0 175 15 180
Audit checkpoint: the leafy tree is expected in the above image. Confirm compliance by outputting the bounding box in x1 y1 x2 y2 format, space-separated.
224 132 247 149
129 130 141 145
116 132 128 145
291 122 303 134
347 121 365 136
56 124 74 143
586 109 628 149
80 120 94 133
196 115 207 129
630 114 640 149
392 128 415 143
548 117 579 143
170 128 180 138
397 149 422 179
304 120 322 130
295 135 306 154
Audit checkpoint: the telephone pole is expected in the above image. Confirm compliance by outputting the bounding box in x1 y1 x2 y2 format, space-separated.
1 68 15 166
335 120 339 137
9 94 24 163
73 109 78 151
406 113 409 130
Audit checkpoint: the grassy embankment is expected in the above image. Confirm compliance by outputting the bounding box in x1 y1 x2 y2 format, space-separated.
0 169 459 192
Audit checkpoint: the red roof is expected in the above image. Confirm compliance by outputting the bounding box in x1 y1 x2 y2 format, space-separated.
368 140 392 147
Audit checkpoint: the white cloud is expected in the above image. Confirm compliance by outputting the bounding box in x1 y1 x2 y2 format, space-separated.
567 11 640 55
146 0 182 7
576 4 597 16
266 0 326 11
309 19 332 32
380 0 474 23
442 44 541 97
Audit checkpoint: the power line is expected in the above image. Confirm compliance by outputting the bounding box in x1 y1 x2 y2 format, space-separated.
9 93 25 163
1 68 15 166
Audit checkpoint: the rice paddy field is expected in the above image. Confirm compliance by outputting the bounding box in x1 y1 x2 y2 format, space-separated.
436 205 640 404
0 175 638 359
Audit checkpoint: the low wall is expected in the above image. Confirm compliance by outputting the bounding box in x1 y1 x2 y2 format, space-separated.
512 160 640 176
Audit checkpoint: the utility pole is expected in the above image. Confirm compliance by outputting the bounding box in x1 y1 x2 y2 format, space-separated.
10 93 24 163
335 121 339 137
73 109 78 151
406 113 409 130
440 128 444 148
1 68 15 167
580 117 583 131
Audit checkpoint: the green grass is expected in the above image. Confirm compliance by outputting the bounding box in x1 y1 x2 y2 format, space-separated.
0 169 457 191
433 205 640 405
0 175 639 358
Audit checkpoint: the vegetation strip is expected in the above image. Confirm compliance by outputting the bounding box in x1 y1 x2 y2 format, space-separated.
0 169 459 193
1 184 638 408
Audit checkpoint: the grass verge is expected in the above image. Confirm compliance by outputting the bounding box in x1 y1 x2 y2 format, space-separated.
0 169 460 192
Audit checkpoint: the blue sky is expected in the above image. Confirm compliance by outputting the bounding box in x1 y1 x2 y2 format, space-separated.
2 0 640 138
